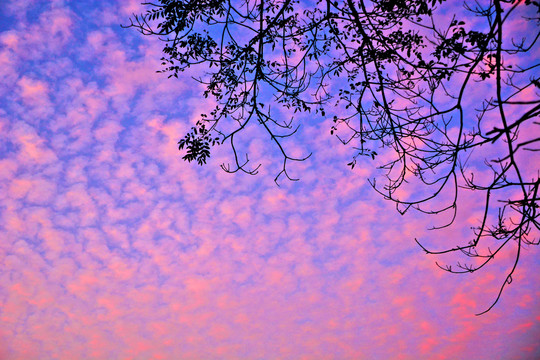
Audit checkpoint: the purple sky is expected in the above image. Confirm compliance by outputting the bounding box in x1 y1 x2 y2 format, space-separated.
0 0 539 359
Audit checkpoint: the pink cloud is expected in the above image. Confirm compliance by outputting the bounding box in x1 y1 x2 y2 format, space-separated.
1 1 538 359
11 121 57 165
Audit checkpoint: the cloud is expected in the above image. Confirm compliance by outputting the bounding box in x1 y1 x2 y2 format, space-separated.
0 1 538 360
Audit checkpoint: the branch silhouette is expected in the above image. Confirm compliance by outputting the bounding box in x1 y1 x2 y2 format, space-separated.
124 0 540 314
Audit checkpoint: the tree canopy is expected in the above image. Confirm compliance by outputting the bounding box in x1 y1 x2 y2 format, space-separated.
125 0 540 314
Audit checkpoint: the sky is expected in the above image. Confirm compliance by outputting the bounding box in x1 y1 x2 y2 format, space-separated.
0 0 539 359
